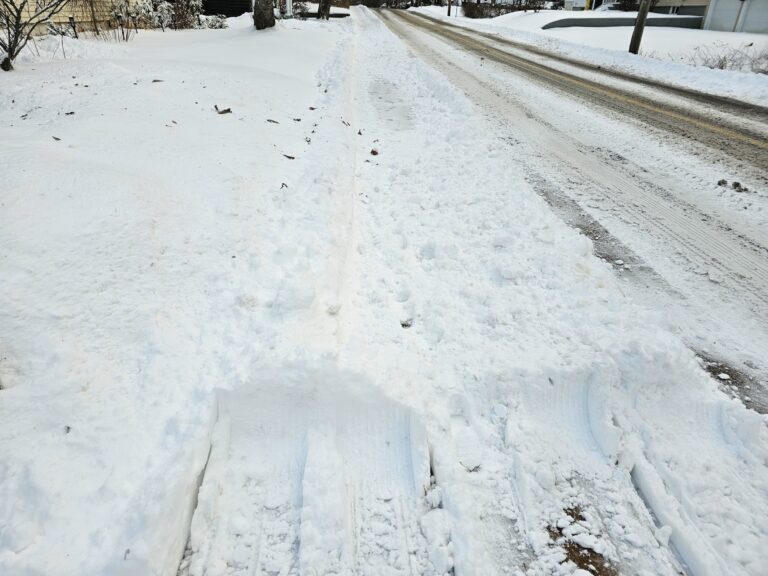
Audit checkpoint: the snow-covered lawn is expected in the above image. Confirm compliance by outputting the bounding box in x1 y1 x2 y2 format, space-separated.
412 6 768 104
0 14 347 575
2 7 768 576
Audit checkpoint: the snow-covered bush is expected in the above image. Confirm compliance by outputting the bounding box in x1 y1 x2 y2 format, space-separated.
689 43 768 75
47 22 77 38
154 1 174 31
174 0 203 29
110 0 131 19
200 14 228 29
107 0 137 40
135 0 155 27
294 1 310 16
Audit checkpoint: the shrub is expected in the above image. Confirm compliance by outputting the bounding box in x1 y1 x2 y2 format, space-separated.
294 1 310 16
154 1 174 30
688 42 768 74
1 0 70 69
174 0 202 29
201 14 227 28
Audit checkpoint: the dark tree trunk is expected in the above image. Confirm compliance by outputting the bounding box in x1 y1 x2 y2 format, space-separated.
87 0 101 35
253 0 275 29
317 0 331 19
1 56 12 71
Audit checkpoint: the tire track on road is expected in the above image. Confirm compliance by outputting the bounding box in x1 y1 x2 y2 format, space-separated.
378 6 768 357
392 10 768 169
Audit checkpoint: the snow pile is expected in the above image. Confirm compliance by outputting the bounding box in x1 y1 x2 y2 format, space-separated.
412 6 768 105
14 33 130 64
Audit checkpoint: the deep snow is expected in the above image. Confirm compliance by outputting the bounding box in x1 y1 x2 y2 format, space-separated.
1 7 768 576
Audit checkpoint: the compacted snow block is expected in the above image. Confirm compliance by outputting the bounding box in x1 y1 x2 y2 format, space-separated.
183 365 433 575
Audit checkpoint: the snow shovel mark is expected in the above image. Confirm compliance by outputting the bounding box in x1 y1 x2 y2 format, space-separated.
254 497 301 576
350 487 430 576
185 377 433 576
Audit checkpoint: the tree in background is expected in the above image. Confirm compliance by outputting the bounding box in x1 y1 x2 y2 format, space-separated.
317 0 331 19
253 0 274 29
1 0 69 70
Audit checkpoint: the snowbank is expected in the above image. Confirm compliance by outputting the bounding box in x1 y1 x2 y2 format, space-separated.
412 6 768 105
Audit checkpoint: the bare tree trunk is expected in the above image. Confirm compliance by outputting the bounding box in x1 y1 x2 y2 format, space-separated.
317 0 331 19
1 55 11 71
88 0 101 35
253 0 275 29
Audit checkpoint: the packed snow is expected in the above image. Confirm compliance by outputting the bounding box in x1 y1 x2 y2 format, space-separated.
1 7 767 576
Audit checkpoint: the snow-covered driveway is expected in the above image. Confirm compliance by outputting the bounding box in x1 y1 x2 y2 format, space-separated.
2 8 768 576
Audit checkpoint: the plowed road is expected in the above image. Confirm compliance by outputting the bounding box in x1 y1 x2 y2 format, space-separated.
379 9 768 410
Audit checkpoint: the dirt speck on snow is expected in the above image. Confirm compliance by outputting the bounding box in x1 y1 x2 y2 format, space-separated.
547 506 618 576
696 351 767 414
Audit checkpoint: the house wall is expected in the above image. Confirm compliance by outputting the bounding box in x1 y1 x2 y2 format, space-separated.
592 0 709 14
704 0 768 32
653 0 708 16
51 0 119 29
19 0 127 34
